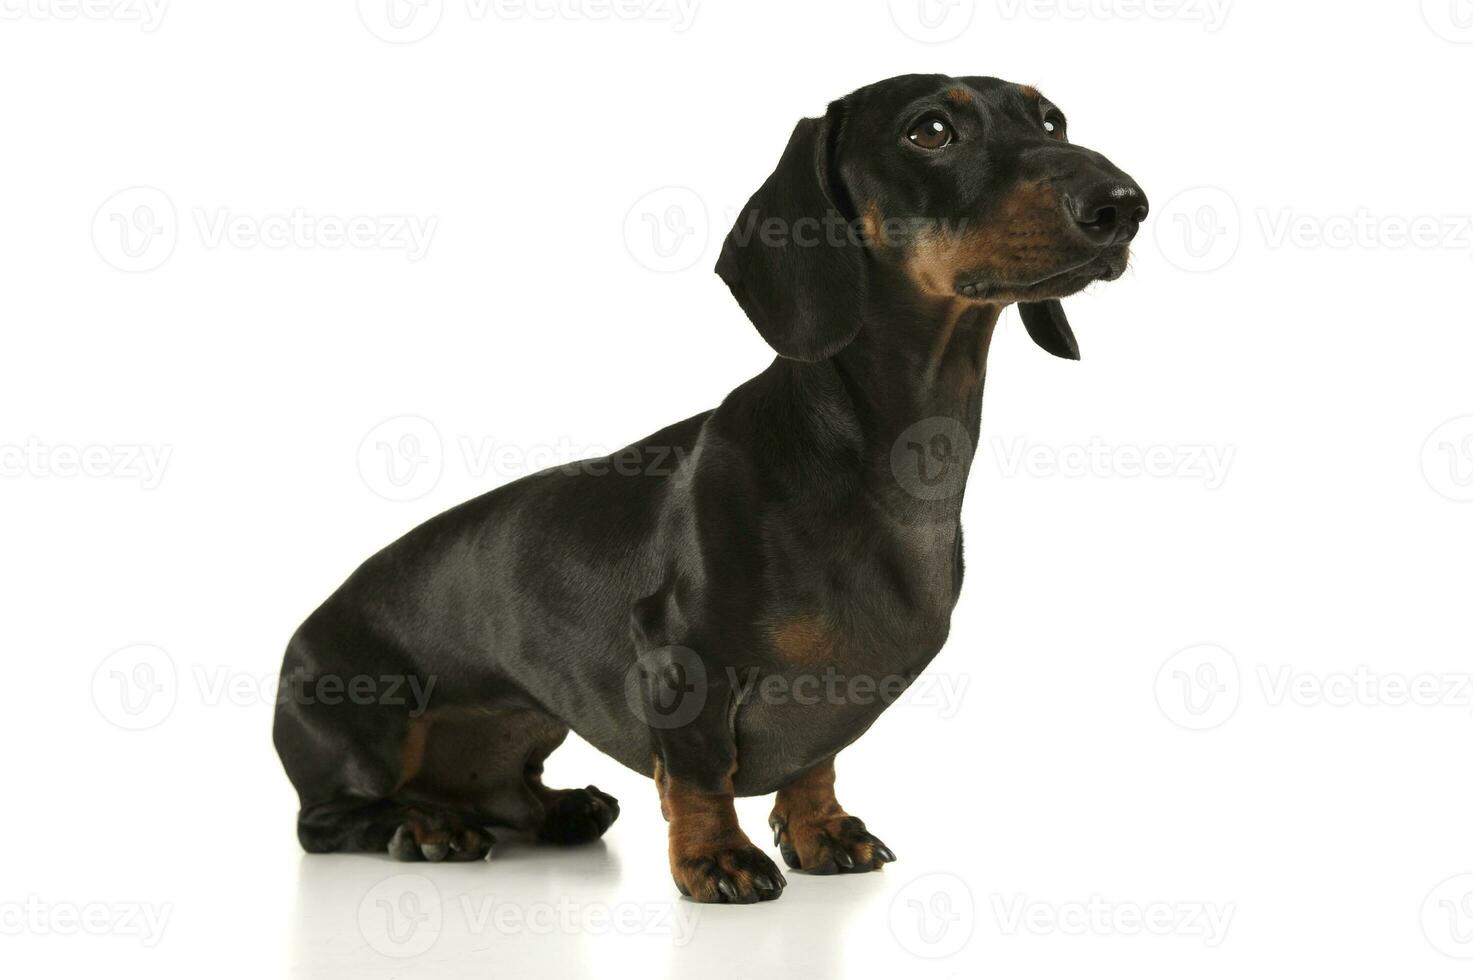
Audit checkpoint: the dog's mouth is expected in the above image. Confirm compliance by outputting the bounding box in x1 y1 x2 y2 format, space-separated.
955 248 1128 303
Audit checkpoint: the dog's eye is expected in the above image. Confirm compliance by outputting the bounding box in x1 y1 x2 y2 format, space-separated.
1043 110 1067 138
907 116 954 150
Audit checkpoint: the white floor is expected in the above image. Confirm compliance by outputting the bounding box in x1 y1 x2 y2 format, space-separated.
9 697 1473 979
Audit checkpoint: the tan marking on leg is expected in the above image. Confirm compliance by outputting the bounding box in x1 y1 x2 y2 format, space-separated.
396 715 430 790
659 771 757 901
771 760 863 867
769 759 892 872
766 616 835 666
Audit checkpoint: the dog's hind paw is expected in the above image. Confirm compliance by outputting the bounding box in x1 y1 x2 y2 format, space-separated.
388 817 495 862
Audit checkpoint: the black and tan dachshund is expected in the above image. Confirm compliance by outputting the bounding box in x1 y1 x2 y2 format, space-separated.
273 73 1147 903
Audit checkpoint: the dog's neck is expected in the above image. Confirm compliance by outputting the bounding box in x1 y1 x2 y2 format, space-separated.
821 280 1002 521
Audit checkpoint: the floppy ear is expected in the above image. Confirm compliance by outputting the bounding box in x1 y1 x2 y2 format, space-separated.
715 102 865 362
1018 300 1080 360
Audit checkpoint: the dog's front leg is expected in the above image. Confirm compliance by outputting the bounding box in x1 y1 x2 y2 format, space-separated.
636 645 786 903
769 757 895 874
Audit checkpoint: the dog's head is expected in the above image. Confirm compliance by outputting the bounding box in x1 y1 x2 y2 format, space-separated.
716 73 1148 361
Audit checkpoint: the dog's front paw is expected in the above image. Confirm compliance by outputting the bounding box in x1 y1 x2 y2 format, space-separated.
769 813 894 874
672 842 787 903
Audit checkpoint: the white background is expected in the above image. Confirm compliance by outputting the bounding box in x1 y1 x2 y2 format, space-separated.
3 1 1472 977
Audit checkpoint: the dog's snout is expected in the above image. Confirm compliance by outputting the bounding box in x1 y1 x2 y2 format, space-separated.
1067 180 1148 246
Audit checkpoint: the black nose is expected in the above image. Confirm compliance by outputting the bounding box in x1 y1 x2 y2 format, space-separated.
1068 182 1149 246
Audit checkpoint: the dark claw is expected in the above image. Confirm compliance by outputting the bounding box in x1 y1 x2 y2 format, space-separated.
829 839 855 869
421 841 449 862
753 874 775 893
875 845 896 863
716 877 739 902
387 824 420 862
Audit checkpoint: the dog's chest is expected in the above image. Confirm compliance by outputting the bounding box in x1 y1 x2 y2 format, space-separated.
733 522 964 794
